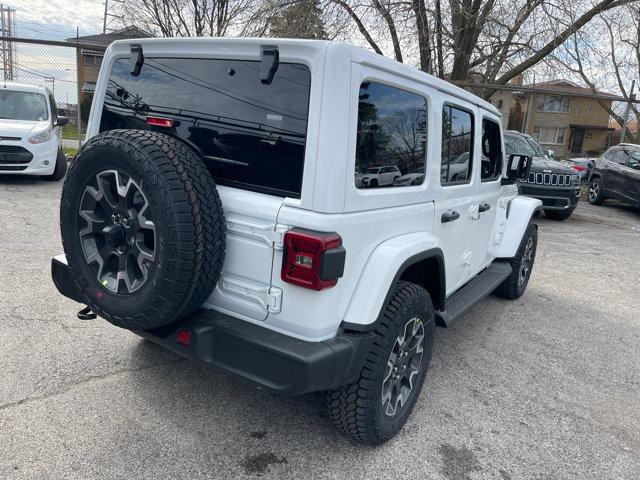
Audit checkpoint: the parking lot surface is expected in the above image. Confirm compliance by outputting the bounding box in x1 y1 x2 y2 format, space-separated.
1 176 639 480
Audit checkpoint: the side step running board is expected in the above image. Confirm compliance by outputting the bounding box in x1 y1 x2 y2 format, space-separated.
435 261 512 327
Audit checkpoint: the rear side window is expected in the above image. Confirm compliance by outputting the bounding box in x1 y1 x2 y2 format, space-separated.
355 81 427 189
100 57 311 198
481 119 502 181
441 105 473 185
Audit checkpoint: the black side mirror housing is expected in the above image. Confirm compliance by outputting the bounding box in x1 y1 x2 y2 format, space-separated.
503 154 532 184
55 116 69 127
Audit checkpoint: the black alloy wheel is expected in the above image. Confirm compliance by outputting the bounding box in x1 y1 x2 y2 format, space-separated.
78 169 156 294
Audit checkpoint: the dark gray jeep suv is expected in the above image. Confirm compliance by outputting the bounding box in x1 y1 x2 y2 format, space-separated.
504 130 580 221
587 143 640 208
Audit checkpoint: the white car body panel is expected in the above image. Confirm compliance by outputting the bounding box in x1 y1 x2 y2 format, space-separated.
342 230 441 328
494 195 542 258
0 83 60 176
88 38 530 342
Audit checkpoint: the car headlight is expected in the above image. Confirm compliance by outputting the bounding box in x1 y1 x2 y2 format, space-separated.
570 174 579 185
28 128 52 144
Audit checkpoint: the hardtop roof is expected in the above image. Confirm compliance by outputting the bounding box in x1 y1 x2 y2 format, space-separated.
107 37 500 117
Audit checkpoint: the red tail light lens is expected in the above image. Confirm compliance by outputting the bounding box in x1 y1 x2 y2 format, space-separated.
572 165 586 172
146 116 174 128
281 229 345 291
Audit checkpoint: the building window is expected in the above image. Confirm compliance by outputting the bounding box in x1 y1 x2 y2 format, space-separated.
355 81 428 189
83 54 96 65
533 126 566 145
536 95 570 113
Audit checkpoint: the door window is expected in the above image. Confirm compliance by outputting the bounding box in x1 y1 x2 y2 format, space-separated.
441 105 474 185
611 151 628 165
481 119 502 181
355 81 427 189
625 149 640 169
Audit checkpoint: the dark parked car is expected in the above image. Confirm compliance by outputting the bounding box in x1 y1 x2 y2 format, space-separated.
504 130 581 221
588 143 640 207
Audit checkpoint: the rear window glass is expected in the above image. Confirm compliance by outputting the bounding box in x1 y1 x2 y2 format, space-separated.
100 57 311 198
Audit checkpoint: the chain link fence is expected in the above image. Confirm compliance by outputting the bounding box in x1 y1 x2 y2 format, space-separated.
460 82 640 161
1 34 108 156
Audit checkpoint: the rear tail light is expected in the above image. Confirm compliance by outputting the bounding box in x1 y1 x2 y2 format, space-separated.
146 116 174 128
572 165 586 172
281 229 346 291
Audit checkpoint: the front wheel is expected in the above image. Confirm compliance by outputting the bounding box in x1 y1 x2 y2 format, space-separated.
327 281 435 445
494 223 538 300
588 177 604 205
43 150 68 181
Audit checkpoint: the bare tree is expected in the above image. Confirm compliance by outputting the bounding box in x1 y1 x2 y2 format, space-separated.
551 5 639 142
121 0 258 37
326 0 639 84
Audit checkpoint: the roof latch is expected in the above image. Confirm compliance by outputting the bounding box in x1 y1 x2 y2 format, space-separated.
260 47 279 85
130 45 144 77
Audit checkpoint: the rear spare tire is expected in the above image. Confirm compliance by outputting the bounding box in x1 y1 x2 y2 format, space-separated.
60 130 225 330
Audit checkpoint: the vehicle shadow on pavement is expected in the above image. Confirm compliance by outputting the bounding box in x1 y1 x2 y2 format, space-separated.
0 175 46 186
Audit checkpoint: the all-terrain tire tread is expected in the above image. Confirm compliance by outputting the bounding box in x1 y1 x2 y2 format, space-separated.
60 130 225 330
327 281 433 445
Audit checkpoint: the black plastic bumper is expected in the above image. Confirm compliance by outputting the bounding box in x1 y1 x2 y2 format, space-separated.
519 184 580 211
51 256 373 396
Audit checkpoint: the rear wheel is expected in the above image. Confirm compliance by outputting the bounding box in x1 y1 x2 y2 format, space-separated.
544 208 574 221
494 223 537 300
588 177 604 205
327 281 435 445
60 130 225 330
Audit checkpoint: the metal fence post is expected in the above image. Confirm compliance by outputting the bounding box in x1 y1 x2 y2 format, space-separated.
76 27 82 151
620 80 635 144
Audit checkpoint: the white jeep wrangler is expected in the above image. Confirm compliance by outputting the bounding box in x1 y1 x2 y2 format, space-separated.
52 38 540 445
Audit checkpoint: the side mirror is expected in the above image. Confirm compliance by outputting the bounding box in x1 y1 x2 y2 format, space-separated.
55 116 69 127
504 154 532 183
547 149 555 158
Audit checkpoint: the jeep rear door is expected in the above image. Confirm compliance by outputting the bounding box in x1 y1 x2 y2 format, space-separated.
435 103 479 294
473 116 504 270
98 55 312 321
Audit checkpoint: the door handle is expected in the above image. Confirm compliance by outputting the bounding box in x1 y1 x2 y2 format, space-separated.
478 202 491 213
441 210 460 223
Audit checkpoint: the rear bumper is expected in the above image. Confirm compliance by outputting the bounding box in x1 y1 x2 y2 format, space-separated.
519 185 580 211
51 255 372 395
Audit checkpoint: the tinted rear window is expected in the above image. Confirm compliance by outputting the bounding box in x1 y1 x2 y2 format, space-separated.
100 57 311 198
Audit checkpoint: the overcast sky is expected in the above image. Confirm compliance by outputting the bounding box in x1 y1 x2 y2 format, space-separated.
7 1 108 106
12 0 105 39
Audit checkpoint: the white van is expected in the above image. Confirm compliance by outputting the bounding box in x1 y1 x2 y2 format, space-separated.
0 82 68 180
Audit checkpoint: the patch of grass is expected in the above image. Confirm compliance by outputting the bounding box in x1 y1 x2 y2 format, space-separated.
61 124 80 139
63 147 78 158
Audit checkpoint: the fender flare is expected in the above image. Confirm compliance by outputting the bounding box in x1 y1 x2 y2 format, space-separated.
496 195 542 259
340 232 445 332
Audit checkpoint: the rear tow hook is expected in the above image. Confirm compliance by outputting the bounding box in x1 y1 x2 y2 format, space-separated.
77 306 97 320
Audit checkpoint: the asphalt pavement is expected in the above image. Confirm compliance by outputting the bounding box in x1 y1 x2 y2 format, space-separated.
1 176 638 479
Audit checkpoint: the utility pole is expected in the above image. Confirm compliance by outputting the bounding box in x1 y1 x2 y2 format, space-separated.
103 0 108 34
0 4 16 81
45 76 55 94
103 0 124 33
